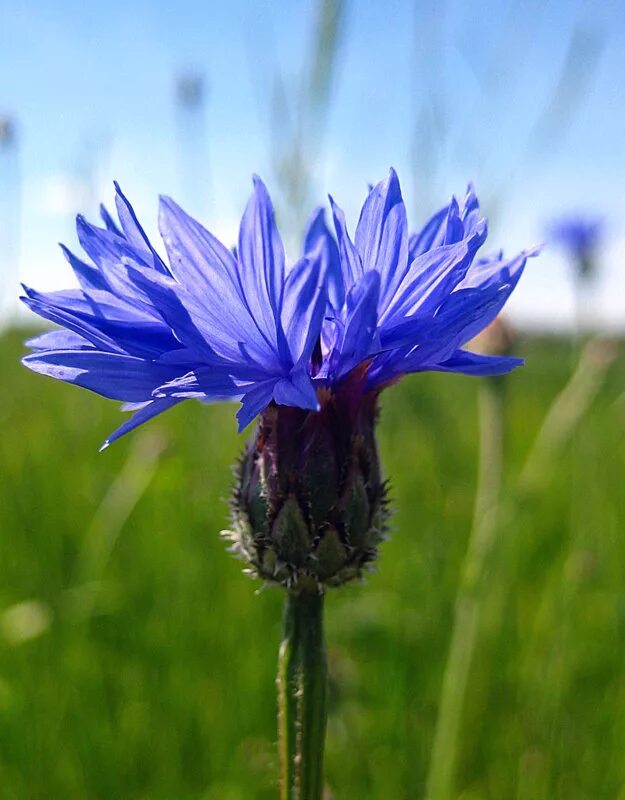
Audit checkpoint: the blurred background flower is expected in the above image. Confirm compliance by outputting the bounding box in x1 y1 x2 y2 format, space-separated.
548 213 605 287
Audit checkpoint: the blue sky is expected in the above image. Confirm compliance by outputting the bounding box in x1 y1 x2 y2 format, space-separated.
1 0 624 329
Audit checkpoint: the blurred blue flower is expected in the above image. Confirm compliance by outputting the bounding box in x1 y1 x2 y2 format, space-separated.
548 215 603 257
548 214 604 280
304 169 537 389
22 169 535 448
22 178 327 447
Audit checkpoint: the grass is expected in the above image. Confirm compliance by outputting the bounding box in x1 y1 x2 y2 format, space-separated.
1 327 624 799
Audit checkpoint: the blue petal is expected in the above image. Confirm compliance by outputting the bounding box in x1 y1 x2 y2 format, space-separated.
113 182 170 275
368 347 523 385
407 185 484 261
354 169 409 313
432 350 524 376
399 266 525 367
154 368 243 399
124 266 226 362
86 317 180 360
374 249 531 361
25 329 95 351
24 284 169 326
459 184 482 237
303 207 345 310
92 258 168 319
83 287 165 323
21 295 124 353
101 397 182 450
60 245 109 292
157 195 268 345
382 228 486 327
237 380 277 431
76 215 156 273
379 241 471 329
273 368 319 411
458 251 505 289
420 221 488 305
99 203 122 236
22 286 179 359
378 283 507 365
126 264 277 368
237 176 286 349
440 250 535 354
159 195 241 293
335 270 381 379
329 195 364 293
459 245 540 290
408 205 450 260
22 350 183 402
281 256 327 365
22 286 100 316
443 198 465 244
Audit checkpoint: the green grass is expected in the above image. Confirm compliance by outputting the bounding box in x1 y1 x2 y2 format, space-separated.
1 327 624 799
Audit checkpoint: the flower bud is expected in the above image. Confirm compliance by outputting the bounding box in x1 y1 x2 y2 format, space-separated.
224 381 389 589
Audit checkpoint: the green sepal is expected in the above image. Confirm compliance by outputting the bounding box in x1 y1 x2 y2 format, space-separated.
314 527 347 580
271 496 311 568
342 472 370 550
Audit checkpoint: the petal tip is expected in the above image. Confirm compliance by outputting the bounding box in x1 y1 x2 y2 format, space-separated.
250 174 272 202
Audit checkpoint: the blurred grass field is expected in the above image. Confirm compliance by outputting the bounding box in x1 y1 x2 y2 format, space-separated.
1 326 624 800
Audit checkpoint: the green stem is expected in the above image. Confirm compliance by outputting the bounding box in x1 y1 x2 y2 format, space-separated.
426 377 505 800
278 589 328 800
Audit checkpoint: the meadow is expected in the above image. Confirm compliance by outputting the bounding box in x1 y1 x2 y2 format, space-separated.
1 327 624 799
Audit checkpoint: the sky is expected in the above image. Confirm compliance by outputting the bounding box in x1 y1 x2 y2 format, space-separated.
1 0 624 330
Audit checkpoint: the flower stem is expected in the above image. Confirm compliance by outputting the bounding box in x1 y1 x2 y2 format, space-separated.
278 588 328 800
426 377 505 800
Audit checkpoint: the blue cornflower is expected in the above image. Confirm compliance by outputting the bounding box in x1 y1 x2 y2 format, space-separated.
548 214 604 280
304 169 536 390
22 177 327 447
22 167 537 586
548 215 603 257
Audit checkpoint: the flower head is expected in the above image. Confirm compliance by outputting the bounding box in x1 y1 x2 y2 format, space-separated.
22 168 537 588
